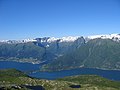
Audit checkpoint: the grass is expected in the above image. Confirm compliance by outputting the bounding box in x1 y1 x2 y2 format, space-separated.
0 69 120 90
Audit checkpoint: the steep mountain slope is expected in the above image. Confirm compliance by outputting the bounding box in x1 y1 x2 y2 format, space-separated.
41 38 120 71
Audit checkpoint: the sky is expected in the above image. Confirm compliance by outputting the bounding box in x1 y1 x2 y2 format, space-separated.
0 0 120 40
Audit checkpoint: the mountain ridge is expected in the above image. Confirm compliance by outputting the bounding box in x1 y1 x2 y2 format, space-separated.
0 33 120 44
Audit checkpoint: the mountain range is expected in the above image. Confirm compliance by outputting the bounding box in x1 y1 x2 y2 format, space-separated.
1 34 120 44
0 34 120 71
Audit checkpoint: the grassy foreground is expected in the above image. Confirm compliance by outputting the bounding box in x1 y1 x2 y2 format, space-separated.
0 69 120 90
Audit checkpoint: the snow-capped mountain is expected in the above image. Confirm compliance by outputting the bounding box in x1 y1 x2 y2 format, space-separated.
0 36 80 44
0 39 37 44
46 36 80 43
87 34 120 40
0 34 120 44
86 34 120 42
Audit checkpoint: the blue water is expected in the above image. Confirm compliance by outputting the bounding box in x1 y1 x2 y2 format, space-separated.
29 68 120 81
0 61 120 81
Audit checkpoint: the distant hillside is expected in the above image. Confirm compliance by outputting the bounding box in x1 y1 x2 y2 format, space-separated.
0 69 120 90
41 39 120 71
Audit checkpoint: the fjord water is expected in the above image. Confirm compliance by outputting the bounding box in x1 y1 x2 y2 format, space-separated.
0 61 120 81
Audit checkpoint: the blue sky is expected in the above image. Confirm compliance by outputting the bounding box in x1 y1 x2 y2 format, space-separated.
0 0 120 40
